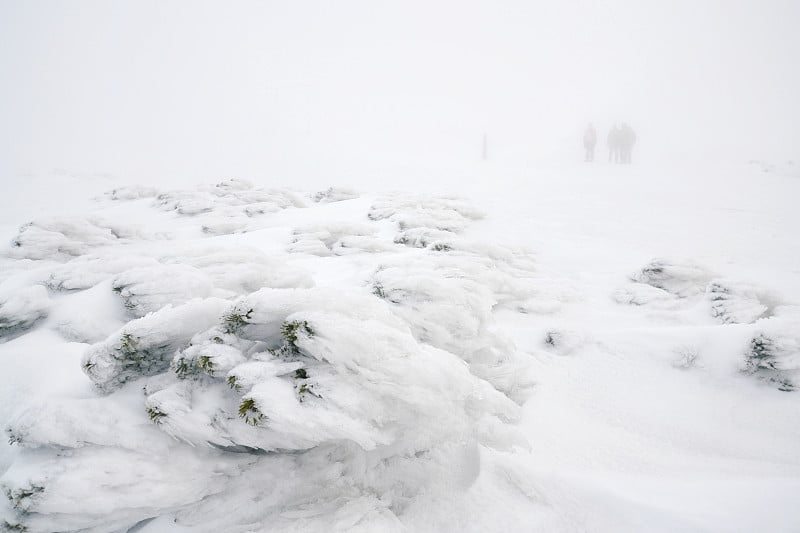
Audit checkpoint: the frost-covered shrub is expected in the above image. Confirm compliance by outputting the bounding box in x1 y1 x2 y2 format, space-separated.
82 298 229 392
287 223 390 256
631 259 713 298
111 264 214 317
394 227 457 250
104 185 158 201
141 288 520 453
742 332 799 391
165 245 314 295
46 254 160 291
0 285 50 341
371 256 535 401
542 328 587 356
9 217 120 260
155 182 305 219
707 281 770 324
672 345 700 369
312 186 359 203
368 194 484 233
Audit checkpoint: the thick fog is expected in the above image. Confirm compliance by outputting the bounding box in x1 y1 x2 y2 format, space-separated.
1 0 798 185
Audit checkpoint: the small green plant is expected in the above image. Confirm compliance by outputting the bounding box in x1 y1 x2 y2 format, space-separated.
146 406 167 424
238 398 264 426
227 375 242 392
224 308 253 334
197 355 214 376
372 282 386 299
4 484 44 512
294 368 308 379
281 320 314 354
743 334 795 392
173 356 191 379
296 382 321 403
120 332 138 355
430 243 451 252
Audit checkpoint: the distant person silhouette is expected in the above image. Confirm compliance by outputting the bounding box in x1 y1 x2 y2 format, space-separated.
619 123 637 164
583 123 597 162
607 124 622 163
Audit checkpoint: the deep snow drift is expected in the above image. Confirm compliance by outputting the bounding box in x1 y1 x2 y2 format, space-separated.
1 161 799 532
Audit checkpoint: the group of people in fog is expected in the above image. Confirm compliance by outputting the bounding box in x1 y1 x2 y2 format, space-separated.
583 123 636 164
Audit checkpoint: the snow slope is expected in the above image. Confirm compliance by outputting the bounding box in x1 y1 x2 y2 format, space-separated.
1 161 799 532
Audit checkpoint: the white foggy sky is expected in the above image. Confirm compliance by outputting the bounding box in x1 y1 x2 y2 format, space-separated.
1 0 798 183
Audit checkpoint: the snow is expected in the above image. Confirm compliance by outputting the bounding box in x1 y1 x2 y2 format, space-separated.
1 161 799 532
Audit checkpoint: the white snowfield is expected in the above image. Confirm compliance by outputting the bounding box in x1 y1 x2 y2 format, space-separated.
0 164 799 532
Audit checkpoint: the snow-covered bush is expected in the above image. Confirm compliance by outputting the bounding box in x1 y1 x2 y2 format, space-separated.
166 245 314 295
4 287 526 532
371 254 534 401
103 185 158 201
368 193 484 233
630 259 713 298
288 223 391 256
707 281 770 324
0 285 50 341
46 254 160 291
312 186 359 203
82 298 229 392
111 264 214 317
9 217 121 260
742 332 799 391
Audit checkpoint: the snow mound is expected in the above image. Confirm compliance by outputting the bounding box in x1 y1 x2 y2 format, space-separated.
165 245 315 294
368 193 485 234
103 185 158 201
8 217 121 260
371 252 536 401
155 179 306 218
288 223 391 256
630 259 714 298
0 285 50 341
112 264 214 317
46 254 161 291
312 186 360 203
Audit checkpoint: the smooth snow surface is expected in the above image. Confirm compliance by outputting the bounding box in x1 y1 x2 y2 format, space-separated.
1 162 799 532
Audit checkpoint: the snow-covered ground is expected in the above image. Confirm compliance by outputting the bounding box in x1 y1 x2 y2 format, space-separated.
1 160 799 532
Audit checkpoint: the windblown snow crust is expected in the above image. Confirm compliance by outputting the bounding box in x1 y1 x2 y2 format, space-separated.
2 178 799 532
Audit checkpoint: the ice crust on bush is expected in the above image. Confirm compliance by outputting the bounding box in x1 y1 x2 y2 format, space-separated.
4 286 525 532
82 298 229 392
741 324 800 391
9 217 122 260
288 222 391 256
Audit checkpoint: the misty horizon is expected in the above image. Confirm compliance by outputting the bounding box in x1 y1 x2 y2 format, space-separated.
1 0 798 184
